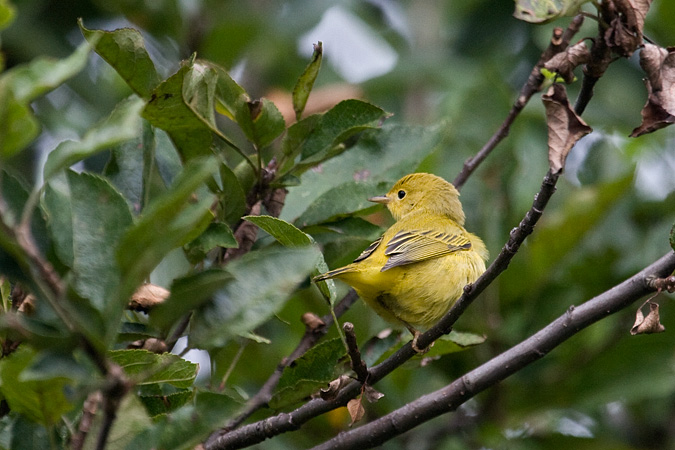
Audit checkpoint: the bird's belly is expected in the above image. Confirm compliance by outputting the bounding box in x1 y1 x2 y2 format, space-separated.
352 253 485 329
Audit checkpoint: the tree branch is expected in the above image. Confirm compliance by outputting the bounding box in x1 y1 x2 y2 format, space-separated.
311 250 675 449
453 15 584 189
204 169 562 450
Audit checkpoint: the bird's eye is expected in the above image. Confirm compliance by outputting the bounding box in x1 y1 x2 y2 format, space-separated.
397 190 406 199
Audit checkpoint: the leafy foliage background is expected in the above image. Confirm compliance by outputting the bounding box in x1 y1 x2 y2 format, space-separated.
1 0 675 449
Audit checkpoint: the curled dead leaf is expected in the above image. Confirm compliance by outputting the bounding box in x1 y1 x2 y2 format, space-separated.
604 0 652 57
128 283 170 312
320 375 351 401
128 338 169 353
17 294 36 315
347 397 365 425
631 301 665 335
630 44 675 137
363 385 384 403
542 84 593 173
301 312 326 331
544 40 590 84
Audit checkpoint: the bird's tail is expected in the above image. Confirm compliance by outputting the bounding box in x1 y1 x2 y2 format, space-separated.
313 266 355 282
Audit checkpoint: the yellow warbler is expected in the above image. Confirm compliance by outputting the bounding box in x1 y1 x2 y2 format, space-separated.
314 173 488 350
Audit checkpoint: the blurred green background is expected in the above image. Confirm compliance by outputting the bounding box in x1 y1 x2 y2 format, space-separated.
3 0 675 448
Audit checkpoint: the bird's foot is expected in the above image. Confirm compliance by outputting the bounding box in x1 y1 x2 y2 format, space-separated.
411 331 431 354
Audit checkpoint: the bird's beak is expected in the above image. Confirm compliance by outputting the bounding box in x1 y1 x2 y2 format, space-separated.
368 195 391 204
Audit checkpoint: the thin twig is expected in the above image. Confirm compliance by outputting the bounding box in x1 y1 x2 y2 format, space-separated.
343 322 368 383
453 15 584 189
71 391 102 450
95 364 131 450
208 291 358 436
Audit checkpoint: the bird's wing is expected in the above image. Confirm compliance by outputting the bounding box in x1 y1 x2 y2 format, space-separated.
381 229 471 271
352 235 384 263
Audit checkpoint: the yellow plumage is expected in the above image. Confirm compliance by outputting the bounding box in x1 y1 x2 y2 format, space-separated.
314 173 488 347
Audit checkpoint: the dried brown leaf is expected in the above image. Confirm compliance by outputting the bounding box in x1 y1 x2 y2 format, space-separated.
128 283 170 312
17 294 36 315
605 0 653 57
301 312 325 331
347 397 365 425
320 375 351 401
631 302 665 335
630 44 675 137
544 40 590 84
363 385 384 403
542 84 592 173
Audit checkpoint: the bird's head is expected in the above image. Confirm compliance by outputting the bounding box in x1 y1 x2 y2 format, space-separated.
369 173 465 224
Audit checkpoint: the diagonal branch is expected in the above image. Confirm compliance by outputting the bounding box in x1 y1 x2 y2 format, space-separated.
311 250 675 449
204 169 562 450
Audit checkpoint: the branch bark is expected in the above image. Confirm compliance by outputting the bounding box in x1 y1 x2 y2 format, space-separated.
311 251 675 449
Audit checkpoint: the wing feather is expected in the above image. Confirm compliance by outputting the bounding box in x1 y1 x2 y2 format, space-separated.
353 235 383 263
381 229 471 271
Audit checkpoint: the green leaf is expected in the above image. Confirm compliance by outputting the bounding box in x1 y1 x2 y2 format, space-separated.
212 62 247 121
282 123 441 222
238 97 286 149
361 330 402 367
191 246 320 349
184 222 238 263
241 215 337 302
281 99 388 173
139 388 193 417
127 390 238 450
147 59 246 162
210 62 285 148
0 346 74 426
0 39 92 104
79 19 160 98
422 331 487 358
5 415 66 450
116 157 218 303
103 121 157 212
43 96 145 180
243 215 312 247
21 350 92 382
269 338 347 409
219 162 247 225
0 92 38 158
0 40 93 158
670 223 675 252
43 171 133 312
150 268 233 332
513 0 592 24
293 41 322 120
183 58 218 128
108 349 198 388
142 59 214 162
295 180 390 228
0 169 29 228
